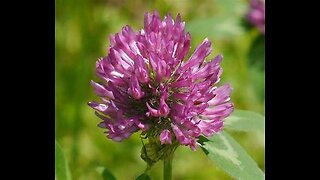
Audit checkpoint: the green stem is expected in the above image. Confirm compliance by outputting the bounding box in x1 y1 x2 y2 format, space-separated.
163 154 173 180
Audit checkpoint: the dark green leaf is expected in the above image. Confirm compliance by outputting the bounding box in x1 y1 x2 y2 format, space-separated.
248 35 265 69
224 109 265 132
136 173 151 180
249 66 265 102
96 167 117 180
55 141 71 180
199 132 264 180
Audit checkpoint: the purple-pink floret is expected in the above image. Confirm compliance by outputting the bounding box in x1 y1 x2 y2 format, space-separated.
160 129 172 145
247 0 265 34
88 11 234 150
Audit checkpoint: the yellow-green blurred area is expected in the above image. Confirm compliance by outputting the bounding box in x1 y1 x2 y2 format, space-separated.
55 0 265 179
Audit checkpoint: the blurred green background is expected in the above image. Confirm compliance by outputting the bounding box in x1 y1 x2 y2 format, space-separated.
55 0 265 179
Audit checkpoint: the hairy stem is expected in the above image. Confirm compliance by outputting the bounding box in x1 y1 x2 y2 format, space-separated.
163 154 173 180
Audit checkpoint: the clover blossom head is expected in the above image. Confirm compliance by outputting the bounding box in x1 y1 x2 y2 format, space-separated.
247 0 265 34
88 11 234 151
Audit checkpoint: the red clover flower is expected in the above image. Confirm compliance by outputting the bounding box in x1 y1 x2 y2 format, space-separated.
88 11 234 155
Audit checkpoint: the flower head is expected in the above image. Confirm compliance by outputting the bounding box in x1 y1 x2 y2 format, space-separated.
247 0 265 34
88 11 233 151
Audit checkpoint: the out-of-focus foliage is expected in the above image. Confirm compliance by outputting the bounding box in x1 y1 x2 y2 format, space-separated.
55 0 264 179
55 141 71 180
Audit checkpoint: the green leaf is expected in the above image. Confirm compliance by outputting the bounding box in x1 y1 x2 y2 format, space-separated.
55 141 71 180
136 173 151 180
199 132 265 180
224 109 265 132
96 167 117 180
216 0 248 16
186 16 245 40
185 0 248 40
